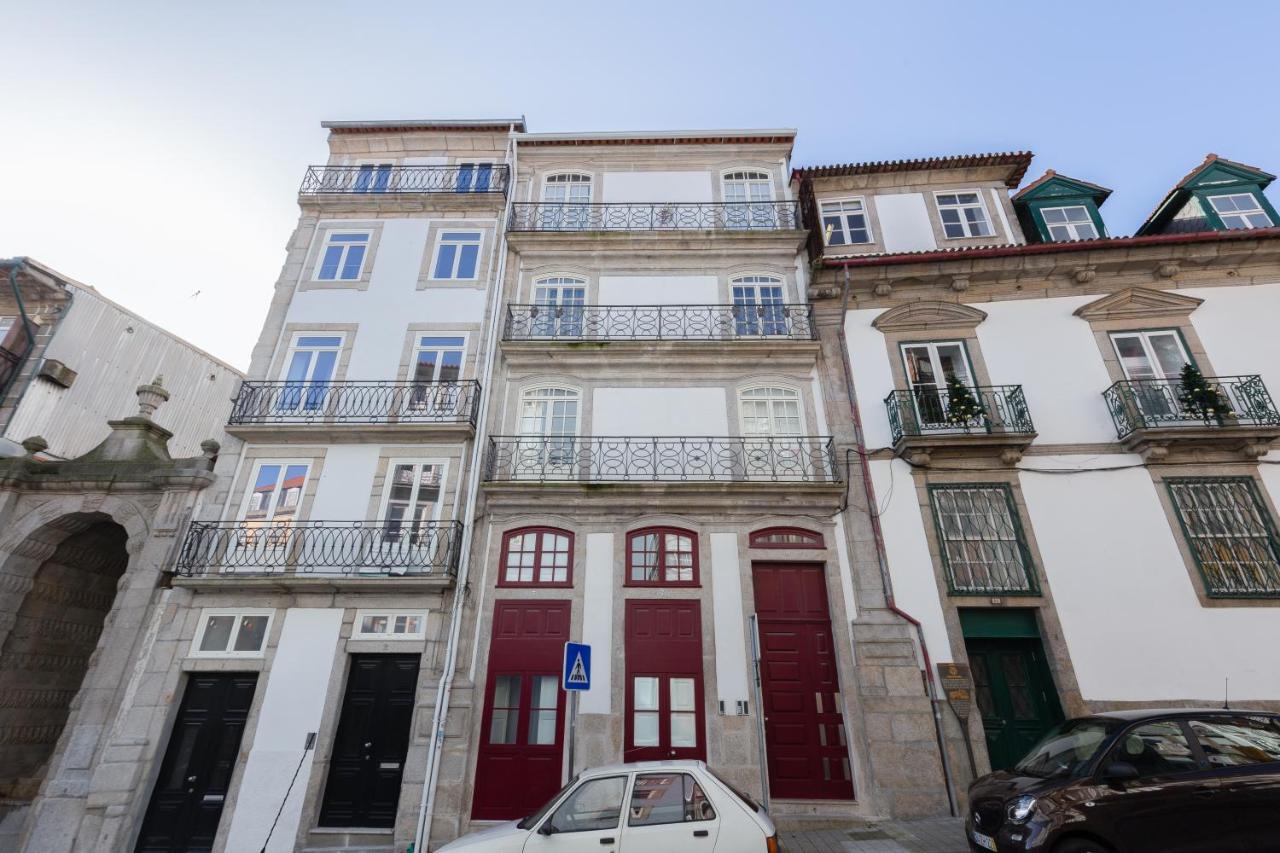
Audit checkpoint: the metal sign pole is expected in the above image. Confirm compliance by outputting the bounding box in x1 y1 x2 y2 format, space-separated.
748 614 770 811
567 689 579 779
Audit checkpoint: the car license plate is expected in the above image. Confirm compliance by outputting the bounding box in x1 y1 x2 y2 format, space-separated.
972 830 998 851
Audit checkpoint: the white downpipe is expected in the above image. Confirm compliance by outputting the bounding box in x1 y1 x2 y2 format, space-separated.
413 125 519 852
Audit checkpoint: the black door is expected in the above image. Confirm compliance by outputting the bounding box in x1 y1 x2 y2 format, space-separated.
966 638 1063 770
319 654 419 828
135 673 257 853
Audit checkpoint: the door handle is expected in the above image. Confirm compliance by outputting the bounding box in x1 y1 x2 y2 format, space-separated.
694 829 710 837
599 838 615 845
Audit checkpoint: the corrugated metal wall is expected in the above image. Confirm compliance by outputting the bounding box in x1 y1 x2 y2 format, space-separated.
4 288 242 458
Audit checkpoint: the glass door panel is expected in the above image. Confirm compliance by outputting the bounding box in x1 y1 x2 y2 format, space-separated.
902 341 974 429
279 335 342 413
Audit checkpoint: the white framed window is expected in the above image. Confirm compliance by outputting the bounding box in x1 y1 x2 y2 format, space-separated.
412 335 466 383
901 341 977 429
241 461 310 524
731 275 787 336
316 231 371 280
353 161 395 193
935 192 994 239
353 610 427 640
377 459 447 534
430 231 482 280
1041 205 1099 241
455 161 495 193
542 172 592 203
519 386 580 472
532 276 587 337
820 198 873 245
191 608 274 657
1207 193 1273 230
723 169 773 203
278 333 343 412
1109 330 1190 382
739 386 803 436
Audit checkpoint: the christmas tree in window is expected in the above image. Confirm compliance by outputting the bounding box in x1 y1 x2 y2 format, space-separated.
944 373 986 428
1177 363 1233 423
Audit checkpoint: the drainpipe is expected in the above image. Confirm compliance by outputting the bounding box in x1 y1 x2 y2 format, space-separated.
832 264 959 816
412 124 519 853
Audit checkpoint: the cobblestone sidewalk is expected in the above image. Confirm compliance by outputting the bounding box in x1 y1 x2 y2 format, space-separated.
781 817 968 853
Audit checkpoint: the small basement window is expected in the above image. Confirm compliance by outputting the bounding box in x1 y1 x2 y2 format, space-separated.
191 609 274 657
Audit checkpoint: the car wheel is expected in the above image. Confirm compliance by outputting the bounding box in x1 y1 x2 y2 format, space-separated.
1053 839 1112 853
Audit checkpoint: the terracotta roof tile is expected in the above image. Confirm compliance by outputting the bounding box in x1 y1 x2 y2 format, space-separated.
794 151 1033 188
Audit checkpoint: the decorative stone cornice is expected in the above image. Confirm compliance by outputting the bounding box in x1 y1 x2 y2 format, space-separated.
1073 287 1204 322
872 300 988 333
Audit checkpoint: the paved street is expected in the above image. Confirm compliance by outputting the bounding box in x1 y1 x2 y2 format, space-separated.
781 817 968 853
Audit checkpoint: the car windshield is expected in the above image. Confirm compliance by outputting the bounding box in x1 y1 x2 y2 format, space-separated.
1015 719 1119 779
516 776 579 830
707 768 760 812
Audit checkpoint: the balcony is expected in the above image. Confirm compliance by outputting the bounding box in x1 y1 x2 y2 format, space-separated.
299 164 510 198
225 380 480 441
507 201 802 233
885 385 1037 465
485 435 838 483
1103 375 1280 460
503 303 816 342
174 520 463 587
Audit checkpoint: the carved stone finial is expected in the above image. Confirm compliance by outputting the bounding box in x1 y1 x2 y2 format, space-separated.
135 377 171 419
200 439 221 460
21 436 49 456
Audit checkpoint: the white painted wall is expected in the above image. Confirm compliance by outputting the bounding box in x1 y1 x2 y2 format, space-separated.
1021 464 1280 701
307 445 381 519
869 458 953 662
601 171 713 203
976 295 1118 445
224 608 344 853
1184 282 1280 393
597 275 719 306
282 218 489 381
843 309 898 449
592 387 729 436
709 532 750 710
873 193 937 254
579 533 614 715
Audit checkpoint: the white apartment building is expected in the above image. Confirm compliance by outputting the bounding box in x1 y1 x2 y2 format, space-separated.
7 124 1280 853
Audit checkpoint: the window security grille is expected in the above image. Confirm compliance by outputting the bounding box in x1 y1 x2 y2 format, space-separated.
1168 478 1280 597
928 485 1038 594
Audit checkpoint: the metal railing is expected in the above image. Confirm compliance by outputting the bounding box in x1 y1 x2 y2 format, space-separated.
175 520 463 577
1103 375 1280 439
299 164 510 196
485 436 839 483
228 380 481 427
0 346 23 400
503 303 816 341
508 201 802 232
885 385 1035 445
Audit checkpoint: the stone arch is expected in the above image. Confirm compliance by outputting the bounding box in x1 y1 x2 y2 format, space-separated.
0 512 131 802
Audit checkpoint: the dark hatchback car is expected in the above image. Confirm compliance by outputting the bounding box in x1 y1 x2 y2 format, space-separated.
966 708 1280 853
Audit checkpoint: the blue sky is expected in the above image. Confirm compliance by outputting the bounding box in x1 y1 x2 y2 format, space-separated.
4 0 1277 368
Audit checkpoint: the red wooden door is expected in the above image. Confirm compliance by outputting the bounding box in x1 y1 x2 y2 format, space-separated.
752 563 854 800
472 600 570 820
624 600 706 763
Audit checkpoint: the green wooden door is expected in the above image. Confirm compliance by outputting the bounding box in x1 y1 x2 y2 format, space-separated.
966 639 1064 771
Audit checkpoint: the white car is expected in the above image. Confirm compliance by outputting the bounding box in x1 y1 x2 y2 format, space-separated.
439 760 778 853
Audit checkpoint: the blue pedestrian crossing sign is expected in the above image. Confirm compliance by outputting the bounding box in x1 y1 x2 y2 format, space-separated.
563 642 591 691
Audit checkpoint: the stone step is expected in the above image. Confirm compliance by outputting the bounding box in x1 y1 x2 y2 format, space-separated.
768 798 868 832
300 827 396 853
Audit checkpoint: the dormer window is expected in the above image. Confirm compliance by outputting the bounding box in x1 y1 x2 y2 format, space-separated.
935 192 994 239
1207 193 1273 230
1041 205 1098 241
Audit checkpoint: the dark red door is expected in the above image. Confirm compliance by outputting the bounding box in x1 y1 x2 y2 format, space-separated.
753 563 854 800
624 600 706 762
472 600 569 820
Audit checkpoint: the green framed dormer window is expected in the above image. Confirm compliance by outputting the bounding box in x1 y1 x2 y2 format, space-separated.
1011 170 1111 244
1137 154 1279 236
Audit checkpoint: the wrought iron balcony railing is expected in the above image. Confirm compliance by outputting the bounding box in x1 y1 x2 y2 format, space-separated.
299 164 510 197
503 303 816 342
885 385 1035 445
507 201 802 232
1103 375 1280 439
228 380 481 427
485 436 838 483
175 520 463 577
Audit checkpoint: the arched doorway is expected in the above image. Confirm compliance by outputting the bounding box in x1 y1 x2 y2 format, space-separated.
0 513 129 802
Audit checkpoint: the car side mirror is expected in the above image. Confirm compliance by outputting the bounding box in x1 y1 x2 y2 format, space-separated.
537 822 558 836
1102 761 1139 783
